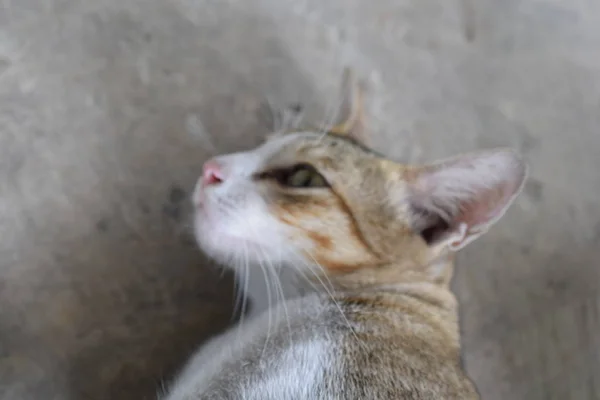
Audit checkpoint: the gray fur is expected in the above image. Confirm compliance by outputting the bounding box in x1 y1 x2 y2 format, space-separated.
165 287 476 400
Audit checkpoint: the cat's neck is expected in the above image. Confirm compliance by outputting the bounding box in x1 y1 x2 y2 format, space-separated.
297 255 461 344
285 253 458 316
251 253 458 315
306 252 457 293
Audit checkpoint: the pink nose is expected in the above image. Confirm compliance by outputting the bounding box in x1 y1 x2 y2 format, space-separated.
202 159 224 186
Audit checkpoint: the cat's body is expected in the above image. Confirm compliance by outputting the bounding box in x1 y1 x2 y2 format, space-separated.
167 284 476 400
164 70 526 399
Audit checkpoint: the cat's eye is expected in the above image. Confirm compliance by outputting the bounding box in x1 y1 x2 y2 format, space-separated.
285 165 328 188
257 163 329 189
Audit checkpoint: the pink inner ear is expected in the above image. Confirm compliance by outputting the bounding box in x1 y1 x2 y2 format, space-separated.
411 150 527 249
447 184 519 249
456 184 517 229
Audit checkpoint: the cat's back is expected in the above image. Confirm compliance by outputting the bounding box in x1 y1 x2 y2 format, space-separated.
329 289 479 399
165 290 478 400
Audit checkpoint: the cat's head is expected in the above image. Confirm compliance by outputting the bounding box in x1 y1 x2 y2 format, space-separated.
192 70 527 286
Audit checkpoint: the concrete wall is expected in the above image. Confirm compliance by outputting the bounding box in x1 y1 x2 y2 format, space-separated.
1 0 599 398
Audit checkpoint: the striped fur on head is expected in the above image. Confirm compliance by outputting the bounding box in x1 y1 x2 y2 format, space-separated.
192 69 527 289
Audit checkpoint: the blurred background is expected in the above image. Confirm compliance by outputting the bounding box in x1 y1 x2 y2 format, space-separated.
1 0 599 399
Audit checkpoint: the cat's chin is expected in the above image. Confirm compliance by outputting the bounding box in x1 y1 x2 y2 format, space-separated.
193 219 282 269
198 237 264 265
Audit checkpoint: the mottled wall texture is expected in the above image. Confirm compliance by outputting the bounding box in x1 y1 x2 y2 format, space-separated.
1 0 599 399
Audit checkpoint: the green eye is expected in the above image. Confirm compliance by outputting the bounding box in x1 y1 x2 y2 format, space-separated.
288 168 312 187
255 163 329 188
286 166 328 188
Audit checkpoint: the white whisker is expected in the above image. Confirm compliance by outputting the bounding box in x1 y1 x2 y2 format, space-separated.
317 89 342 142
234 242 251 346
255 253 274 360
285 247 368 351
264 250 293 348
315 64 345 141
231 255 244 322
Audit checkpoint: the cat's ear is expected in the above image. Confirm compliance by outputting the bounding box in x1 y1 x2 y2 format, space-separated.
328 67 369 145
407 149 527 251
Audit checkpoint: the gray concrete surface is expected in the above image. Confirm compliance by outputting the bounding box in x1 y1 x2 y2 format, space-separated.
1 0 599 399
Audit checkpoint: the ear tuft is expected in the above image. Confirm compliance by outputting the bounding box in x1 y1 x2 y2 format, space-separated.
327 67 369 145
262 98 305 138
409 149 527 250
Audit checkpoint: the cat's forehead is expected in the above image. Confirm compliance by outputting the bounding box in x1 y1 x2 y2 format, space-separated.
259 130 374 165
214 131 380 176
261 131 321 152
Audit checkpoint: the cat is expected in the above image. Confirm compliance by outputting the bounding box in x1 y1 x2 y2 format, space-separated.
163 69 528 399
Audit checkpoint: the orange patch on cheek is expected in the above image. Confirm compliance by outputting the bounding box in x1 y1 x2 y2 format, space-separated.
277 212 295 227
270 192 369 272
272 193 333 226
307 230 333 250
275 208 333 252
311 255 362 273
285 198 331 219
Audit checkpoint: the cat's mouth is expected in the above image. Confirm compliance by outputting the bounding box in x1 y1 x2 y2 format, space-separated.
192 188 292 264
192 186 208 209
195 227 274 266
195 204 262 250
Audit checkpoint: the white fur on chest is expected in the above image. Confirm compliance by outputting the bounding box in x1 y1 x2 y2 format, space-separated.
241 339 328 399
165 295 332 400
